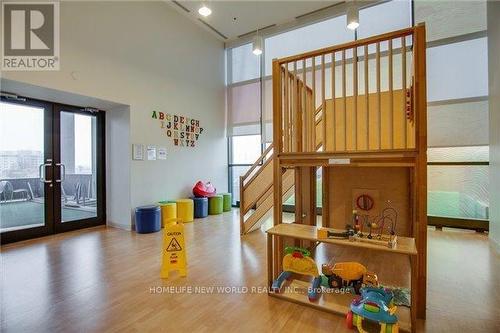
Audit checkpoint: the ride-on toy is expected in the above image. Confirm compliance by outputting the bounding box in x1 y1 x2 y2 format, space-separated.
346 287 399 333
271 247 322 301
321 262 378 294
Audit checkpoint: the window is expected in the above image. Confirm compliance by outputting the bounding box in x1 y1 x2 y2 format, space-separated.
229 43 260 84
228 135 262 205
415 0 486 42
428 100 489 147
358 1 412 39
231 135 262 164
428 147 489 220
227 81 261 136
427 38 488 102
264 14 353 76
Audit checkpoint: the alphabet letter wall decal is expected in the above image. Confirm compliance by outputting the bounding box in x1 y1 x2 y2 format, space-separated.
151 110 204 148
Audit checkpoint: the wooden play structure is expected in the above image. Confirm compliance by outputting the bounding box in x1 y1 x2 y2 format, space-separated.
263 24 427 332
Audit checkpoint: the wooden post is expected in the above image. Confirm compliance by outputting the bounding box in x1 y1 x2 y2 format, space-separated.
364 44 369 150
284 64 289 152
376 42 381 149
312 56 316 152
239 176 244 235
389 39 394 149
272 59 284 278
267 233 273 289
302 59 306 151
342 50 347 151
321 54 326 152
353 46 358 150
293 62 298 152
414 23 427 320
402 36 407 148
332 52 336 151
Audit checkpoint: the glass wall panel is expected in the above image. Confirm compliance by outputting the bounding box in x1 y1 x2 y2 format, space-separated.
264 15 353 75
415 0 486 42
428 146 489 162
428 100 489 147
229 166 250 205
427 38 488 102
428 165 489 219
358 1 411 39
227 81 261 135
231 135 262 164
230 43 260 83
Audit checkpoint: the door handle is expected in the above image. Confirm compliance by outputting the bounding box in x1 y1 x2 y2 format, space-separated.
39 161 53 184
55 163 66 183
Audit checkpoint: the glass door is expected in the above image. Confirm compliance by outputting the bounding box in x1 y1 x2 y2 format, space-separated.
0 96 105 244
0 97 55 243
53 104 105 233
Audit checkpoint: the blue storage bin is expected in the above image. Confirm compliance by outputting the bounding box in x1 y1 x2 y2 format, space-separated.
192 197 208 218
135 205 161 233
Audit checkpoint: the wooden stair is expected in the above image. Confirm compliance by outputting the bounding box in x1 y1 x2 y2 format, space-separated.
239 106 325 235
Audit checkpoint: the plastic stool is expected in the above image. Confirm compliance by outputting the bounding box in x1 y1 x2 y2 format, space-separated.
208 195 223 215
158 201 177 227
135 205 161 233
221 193 232 212
176 199 194 223
192 197 208 218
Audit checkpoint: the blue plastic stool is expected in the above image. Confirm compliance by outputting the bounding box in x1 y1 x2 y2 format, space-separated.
135 205 161 233
192 197 208 218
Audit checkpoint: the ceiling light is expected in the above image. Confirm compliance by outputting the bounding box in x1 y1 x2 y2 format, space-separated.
346 3 359 30
198 4 212 17
252 35 263 56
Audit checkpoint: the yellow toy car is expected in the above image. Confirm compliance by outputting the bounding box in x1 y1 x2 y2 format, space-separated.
321 262 378 294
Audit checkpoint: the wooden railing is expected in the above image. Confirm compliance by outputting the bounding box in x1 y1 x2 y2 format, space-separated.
273 26 418 155
239 68 315 235
239 105 326 235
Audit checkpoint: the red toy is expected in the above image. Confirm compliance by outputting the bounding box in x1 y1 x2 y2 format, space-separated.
192 181 217 197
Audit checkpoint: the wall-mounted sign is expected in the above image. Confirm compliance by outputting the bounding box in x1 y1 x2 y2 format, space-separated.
158 147 167 160
147 145 157 160
152 111 204 147
132 144 144 160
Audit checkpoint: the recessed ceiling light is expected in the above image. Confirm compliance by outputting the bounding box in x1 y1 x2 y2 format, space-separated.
198 5 212 17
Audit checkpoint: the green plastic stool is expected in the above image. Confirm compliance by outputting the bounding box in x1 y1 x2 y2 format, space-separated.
208 195 223 215
221 193 232 212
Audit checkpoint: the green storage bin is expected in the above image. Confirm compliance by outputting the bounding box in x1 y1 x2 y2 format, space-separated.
208 195 223 215
221 193 232 212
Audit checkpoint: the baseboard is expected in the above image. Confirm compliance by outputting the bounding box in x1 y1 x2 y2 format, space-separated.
107 221 132 231
490 236 500 255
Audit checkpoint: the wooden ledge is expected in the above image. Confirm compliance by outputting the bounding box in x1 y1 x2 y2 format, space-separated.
266 223 417 256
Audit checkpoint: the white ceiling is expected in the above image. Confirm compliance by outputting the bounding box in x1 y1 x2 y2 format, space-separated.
168 1 343 42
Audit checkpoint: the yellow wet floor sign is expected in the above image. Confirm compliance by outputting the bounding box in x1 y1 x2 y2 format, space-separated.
160 219 187 278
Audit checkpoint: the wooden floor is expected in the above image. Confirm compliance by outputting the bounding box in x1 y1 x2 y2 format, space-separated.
1 210 499 332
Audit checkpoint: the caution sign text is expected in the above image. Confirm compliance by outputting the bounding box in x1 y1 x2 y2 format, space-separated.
161 221 187 279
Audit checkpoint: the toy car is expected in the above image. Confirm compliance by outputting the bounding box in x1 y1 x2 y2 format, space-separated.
321 262 378 294
346 287 399 333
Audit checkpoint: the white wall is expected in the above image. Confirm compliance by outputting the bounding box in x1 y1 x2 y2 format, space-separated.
488 1 500 252
106 105 131 229
1 1 227 229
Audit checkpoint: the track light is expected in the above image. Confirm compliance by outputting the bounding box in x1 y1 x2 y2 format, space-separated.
346 3 359 30
252 35 263 56
198 4 212 17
